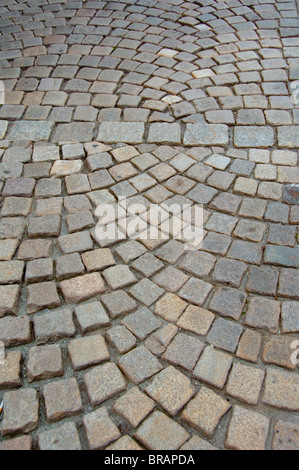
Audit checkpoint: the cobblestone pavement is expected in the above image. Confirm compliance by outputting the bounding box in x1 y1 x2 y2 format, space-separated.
0 0 299 451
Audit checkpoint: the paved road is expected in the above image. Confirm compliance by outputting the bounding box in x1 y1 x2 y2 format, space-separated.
0 0 298 451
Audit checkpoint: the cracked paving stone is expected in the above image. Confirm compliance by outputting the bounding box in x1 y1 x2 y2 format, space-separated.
84 362 126 407
118 346 163 385
113 386 155 428
182 386 231 438
43 378 82 422
135 411 190 451
145 366 195 416
1 388 39 436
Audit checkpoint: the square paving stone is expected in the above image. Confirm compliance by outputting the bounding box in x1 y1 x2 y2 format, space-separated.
182 386 231 438
179 251 216 278
84 362 126 406
68 334 110 371
209 287 247 320
103 265 137 289
118 346 163 385
226 406 270 450
212 258 247 288
129 279 164 307
193 346 233 389
145 366 195 416
25 258 53 283
1 388 39 436
58 231 93 254
43 378 82 422
81 248 115 272
135 411 190 450
26 345 63 382
155 240 185 264
176 306 215 336
262 335 296 370
0 261 24 285
74 301 110 334
278 268 299 298
33 308 75 345
83 407 120 450
131 253 164 277
226 363 265 405
246 265 279 295
38 422 81 451
207 318 244 353
106 326 137 354
115 241 147 263
262 368 299 411
27 281 61 314
154 293 187 323
162 333 205 371
245 297 281 333
101 290 137 318
60 273 105 303
122 307 162 340
113 386 155 428
56 253 85 280
0 316 31 347
179 278 213 306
